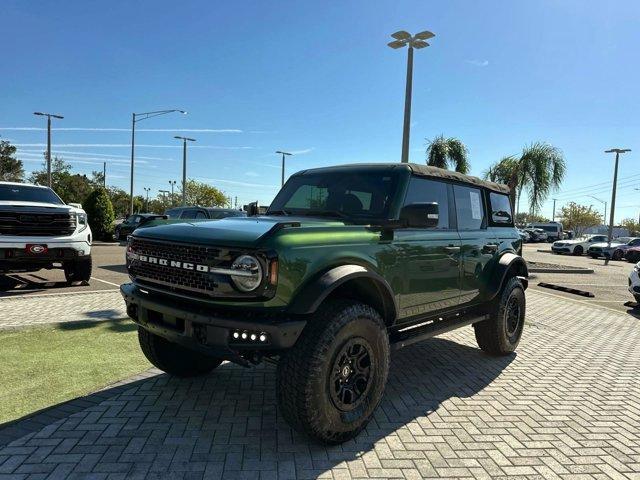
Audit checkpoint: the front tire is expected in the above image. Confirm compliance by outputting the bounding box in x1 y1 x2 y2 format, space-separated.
612 250 623 261
276 300 390 444
138 328 222 377
64 256 92 283
474 277 525 355
573 245 583 255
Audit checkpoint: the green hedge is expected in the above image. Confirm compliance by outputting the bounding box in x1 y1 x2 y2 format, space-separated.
84 188 115 240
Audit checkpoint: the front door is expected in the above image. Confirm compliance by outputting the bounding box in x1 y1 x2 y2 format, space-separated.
395 177 461 319
453 185 498 305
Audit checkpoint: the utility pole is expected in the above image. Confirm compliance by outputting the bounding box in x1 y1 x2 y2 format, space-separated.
169 180 177 206
276 151 292 186
234 196 238 209
103 161 106 187
33 112 64 187
387 30 435 163
552 198 557 222
174 136 196 206
604 148 631 263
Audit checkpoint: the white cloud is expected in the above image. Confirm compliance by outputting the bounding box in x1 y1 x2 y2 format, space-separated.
0 127 242 133
198 177 279 189
284 148 314 155
245 171 260 177
465 59 489 67
16 148 171 161
13 143 253 150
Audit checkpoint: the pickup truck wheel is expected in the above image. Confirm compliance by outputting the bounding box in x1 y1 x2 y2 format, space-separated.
573 245 583 255
138 328 222 377
276 300 389 444
474 277 525 356
63 256 92 283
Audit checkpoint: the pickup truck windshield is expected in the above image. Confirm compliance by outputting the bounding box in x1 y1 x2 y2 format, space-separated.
0 185 64 204
268 171 399 221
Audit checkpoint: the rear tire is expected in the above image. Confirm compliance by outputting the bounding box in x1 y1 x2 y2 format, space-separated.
276 300 389 444
138 328 222 377
612 250 623 261
474 277 525 355
64 256 92 283
573 246 583 255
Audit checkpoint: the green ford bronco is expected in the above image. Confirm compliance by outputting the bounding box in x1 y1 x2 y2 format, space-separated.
121 163 527 444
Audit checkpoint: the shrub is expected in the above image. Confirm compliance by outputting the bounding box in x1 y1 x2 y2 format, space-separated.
84 188 115 240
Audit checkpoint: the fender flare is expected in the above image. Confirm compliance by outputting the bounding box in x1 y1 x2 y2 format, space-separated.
287 264 398 322
482 252 529 301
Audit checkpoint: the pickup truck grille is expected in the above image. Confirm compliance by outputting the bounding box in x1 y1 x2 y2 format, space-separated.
0 211 76 236
128 237 232 296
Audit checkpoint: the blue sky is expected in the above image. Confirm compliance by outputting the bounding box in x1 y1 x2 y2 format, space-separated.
1 0 639 221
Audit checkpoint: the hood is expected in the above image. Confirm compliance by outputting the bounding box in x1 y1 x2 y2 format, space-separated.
0 200 79 211
132 215 343 248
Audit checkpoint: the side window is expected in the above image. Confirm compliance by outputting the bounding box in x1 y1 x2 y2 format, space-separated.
489 192 513 225
403 177 449 229
180 209 196 219
195 211 207 219
131 215 142 224
454 185 484 230
631 239 640 246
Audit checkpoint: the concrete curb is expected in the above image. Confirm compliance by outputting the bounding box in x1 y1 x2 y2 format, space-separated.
529 267 594 274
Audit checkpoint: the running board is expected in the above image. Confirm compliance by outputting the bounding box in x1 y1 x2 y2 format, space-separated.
390 312 490 350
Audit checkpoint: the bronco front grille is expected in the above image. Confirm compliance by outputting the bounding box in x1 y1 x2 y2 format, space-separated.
127 237 239 297
0 211 76 236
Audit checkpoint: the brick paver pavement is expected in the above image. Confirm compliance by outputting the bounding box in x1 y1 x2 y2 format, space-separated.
0 291 125 329
1 290 639 479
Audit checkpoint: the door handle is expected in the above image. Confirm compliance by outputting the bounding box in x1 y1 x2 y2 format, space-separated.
482 243 498 254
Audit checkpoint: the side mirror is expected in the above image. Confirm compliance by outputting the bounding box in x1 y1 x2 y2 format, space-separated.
399 202 439 228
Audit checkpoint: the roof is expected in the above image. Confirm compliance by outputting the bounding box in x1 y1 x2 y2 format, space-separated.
0 181 48 188
294 163 511 194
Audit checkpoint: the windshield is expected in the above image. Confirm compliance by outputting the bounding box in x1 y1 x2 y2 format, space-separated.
0 184 64 204
268 170 400 221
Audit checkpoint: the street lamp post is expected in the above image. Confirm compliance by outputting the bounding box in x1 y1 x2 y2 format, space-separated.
33 112 64 187
588 195 607 229
130 109 187 215
174 136 196 206
143 187 151 212
169 180 177 206
276 151 292 186
387 30 435 163
604 149 631 245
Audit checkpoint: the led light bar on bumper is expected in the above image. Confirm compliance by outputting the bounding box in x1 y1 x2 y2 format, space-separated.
230 329 270 344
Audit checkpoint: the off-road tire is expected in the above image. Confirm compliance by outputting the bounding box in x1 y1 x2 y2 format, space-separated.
573 245 583 255
64 256 92 283
276 300 390 444
474 277 525 356
138 328 222 377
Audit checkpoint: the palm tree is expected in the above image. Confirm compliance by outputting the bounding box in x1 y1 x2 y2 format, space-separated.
426 135 470 174
484 142 565 215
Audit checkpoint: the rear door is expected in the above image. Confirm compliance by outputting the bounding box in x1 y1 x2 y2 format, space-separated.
453 185 498 305
395 177 461 318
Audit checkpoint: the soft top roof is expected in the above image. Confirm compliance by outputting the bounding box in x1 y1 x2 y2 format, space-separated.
295 163 510 194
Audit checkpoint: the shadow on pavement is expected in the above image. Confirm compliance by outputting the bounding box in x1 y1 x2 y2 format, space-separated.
58 317 136 332
0 274 90 296
0 336 514 476
98 264 128 274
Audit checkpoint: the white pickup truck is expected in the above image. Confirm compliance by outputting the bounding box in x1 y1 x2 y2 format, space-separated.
0 181 92 283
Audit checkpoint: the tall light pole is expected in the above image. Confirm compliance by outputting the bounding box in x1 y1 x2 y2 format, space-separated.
604 148 631 247
130 109 187 215
33 112 64 187
588 195 607 228
276 151 292 186
552 198 557 222
103 161 106 188
143 187 151 212
174 136 196 206
169 180 177 206
388 29 435 163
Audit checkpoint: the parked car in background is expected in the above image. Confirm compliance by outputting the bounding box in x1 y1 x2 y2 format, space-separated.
115 213 168 241
552 234 608 255
526 222 563 242
524 228 547 242
629 261 640 305
626 246 640 264
517 229 530 242
587 237 640 260
165 206 246 220
0 181 92 283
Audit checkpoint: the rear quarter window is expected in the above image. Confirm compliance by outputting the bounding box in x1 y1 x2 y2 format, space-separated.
489 192 514 226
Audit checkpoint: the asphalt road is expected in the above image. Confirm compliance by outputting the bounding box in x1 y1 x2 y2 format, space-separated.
0 241 128 297
1 239 637 316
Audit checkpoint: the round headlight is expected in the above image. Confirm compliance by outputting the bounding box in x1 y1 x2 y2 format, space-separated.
230 255 263 292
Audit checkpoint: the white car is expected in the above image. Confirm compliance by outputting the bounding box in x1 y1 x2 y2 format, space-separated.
551 234 608 255
630 262 640 304
0 182 92 284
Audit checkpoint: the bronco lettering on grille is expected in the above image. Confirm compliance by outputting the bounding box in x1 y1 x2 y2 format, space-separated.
128 253 211 272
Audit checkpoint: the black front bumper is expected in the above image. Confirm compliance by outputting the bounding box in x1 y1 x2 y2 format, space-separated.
0 248 81 272
120 283 306 365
